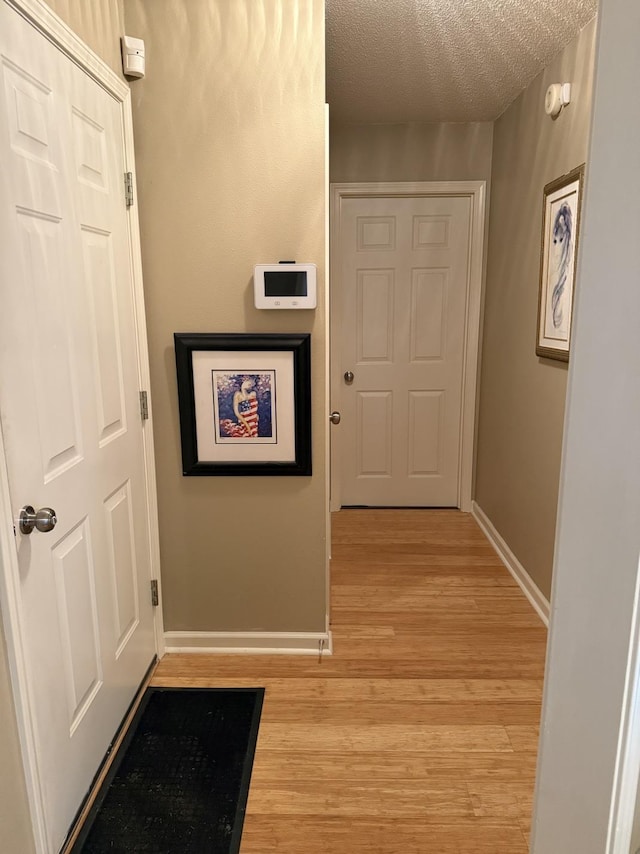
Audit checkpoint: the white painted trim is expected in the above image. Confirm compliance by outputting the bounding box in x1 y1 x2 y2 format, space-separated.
472 501 550 626
4 0 127 100
0 2 163 851
122 98 166 658
459 184 486 513
606 554 640 853
0 426 48 853
164 631 333 656
329 181 486 511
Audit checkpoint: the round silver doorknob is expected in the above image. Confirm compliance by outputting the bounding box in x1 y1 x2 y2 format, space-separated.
329 411 341 425
19 506 58 535
344 371 354 385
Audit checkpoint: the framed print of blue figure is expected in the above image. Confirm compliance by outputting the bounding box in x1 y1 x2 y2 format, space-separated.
536 164 585 361
174 333 311 476
213 372 276 443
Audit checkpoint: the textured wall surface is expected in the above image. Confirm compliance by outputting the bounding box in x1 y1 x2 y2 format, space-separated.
474 17 597 600
330 121 493 184
44 0 125 77
125 0 328 633
327 0 597 122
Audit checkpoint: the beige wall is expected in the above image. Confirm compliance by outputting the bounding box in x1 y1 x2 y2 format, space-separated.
330 121 493 183
44 0 125 77
0 6 125 854
474 18 597 599
125 0 327 633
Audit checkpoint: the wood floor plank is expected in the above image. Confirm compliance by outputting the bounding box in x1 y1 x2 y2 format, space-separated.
153 509 546 853
246 780 475 817
255 722 514 753
334 609 543 629
240 816 531 854
248 750 539 785
255 700 542 726
506 725 541 753
149 676 543 701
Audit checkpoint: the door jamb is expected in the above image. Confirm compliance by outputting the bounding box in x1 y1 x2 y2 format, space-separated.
0 2 164 851
329 181 486 511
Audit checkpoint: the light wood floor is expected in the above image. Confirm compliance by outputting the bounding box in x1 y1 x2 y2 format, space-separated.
152 509 547 853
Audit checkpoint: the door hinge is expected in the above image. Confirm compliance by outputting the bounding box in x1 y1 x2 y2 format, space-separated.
139 390 149 421
124 171 134 207
150 579 159 607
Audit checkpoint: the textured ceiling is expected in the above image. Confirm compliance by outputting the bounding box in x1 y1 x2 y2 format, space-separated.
326 0 598 123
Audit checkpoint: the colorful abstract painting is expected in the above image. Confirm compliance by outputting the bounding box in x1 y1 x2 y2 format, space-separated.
212 371 276 443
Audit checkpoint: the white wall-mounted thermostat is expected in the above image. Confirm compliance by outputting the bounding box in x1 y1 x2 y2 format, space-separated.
254 262 317 309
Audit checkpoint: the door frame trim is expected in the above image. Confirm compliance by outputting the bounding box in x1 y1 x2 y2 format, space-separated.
329 181 486 511
0 2 164 851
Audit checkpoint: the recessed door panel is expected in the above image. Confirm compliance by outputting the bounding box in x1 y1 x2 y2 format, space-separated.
357 391 392 477
357 270 394 363
408 391 443 475
2 58 54 166
52 521 103 733
413 215 450 249
18 210 83 481
105 481 139 655
357 216 396 251
410 269 447 362
82 226 127 446
72 106 107 191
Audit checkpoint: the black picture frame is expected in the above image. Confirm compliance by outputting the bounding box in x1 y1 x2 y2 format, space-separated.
174 333 312 476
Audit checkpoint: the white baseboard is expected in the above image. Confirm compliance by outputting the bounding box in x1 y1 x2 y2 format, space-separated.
163 630 333 656
471 501 550 626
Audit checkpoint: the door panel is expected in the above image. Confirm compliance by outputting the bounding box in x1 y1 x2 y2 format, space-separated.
0 5 155 850
338 195 471 507
410 269 447 360
408 390 443 475
82 229 128 445
357 391 393 476
53 521 103 730
105 480 140 655
357 270 394 362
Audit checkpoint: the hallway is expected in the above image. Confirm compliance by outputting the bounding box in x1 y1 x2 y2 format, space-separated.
152 509 547 853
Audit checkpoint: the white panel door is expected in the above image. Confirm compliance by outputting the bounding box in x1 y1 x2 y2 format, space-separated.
338 195 471 506
0 5 156 850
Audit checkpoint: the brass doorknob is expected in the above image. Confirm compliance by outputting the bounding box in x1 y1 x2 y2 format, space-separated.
329 412 341 425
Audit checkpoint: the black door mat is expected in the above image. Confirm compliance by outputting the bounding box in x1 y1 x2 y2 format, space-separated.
70 687 264 854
